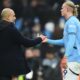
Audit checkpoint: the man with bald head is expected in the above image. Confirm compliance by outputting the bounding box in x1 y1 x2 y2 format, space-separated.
1 8 16 23
0 8 45 80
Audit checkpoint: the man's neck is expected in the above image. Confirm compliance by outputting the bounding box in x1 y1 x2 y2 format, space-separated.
2 18 10 22
65 13 73 20
2 18 15 24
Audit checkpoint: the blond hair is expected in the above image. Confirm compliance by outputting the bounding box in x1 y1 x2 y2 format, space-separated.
64 1 79 16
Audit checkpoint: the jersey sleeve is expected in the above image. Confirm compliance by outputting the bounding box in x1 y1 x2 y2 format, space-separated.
47 39 64 46
67 23 77 34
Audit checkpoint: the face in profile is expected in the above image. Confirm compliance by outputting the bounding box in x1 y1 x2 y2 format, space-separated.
61 3 68 17
9 10 16 23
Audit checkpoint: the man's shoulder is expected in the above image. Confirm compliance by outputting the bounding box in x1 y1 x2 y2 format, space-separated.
0 20 13 31
67 16 78 25
70 16 79 22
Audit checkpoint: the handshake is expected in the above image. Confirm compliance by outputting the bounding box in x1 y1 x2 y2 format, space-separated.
38 34 48 43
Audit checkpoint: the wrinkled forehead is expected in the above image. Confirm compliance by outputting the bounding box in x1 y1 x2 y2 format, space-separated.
10 10 15 15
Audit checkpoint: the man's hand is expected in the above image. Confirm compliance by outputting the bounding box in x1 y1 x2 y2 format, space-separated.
39 35 47 41
61 56 67 69
37 34 48 43
42 37 48 43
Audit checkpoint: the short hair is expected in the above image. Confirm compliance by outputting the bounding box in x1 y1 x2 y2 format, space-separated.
1 8 13 18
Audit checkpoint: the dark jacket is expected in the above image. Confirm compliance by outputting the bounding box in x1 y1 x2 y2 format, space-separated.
0 20 42 77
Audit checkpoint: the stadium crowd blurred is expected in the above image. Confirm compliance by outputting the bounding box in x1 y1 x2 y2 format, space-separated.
0 0 80 80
